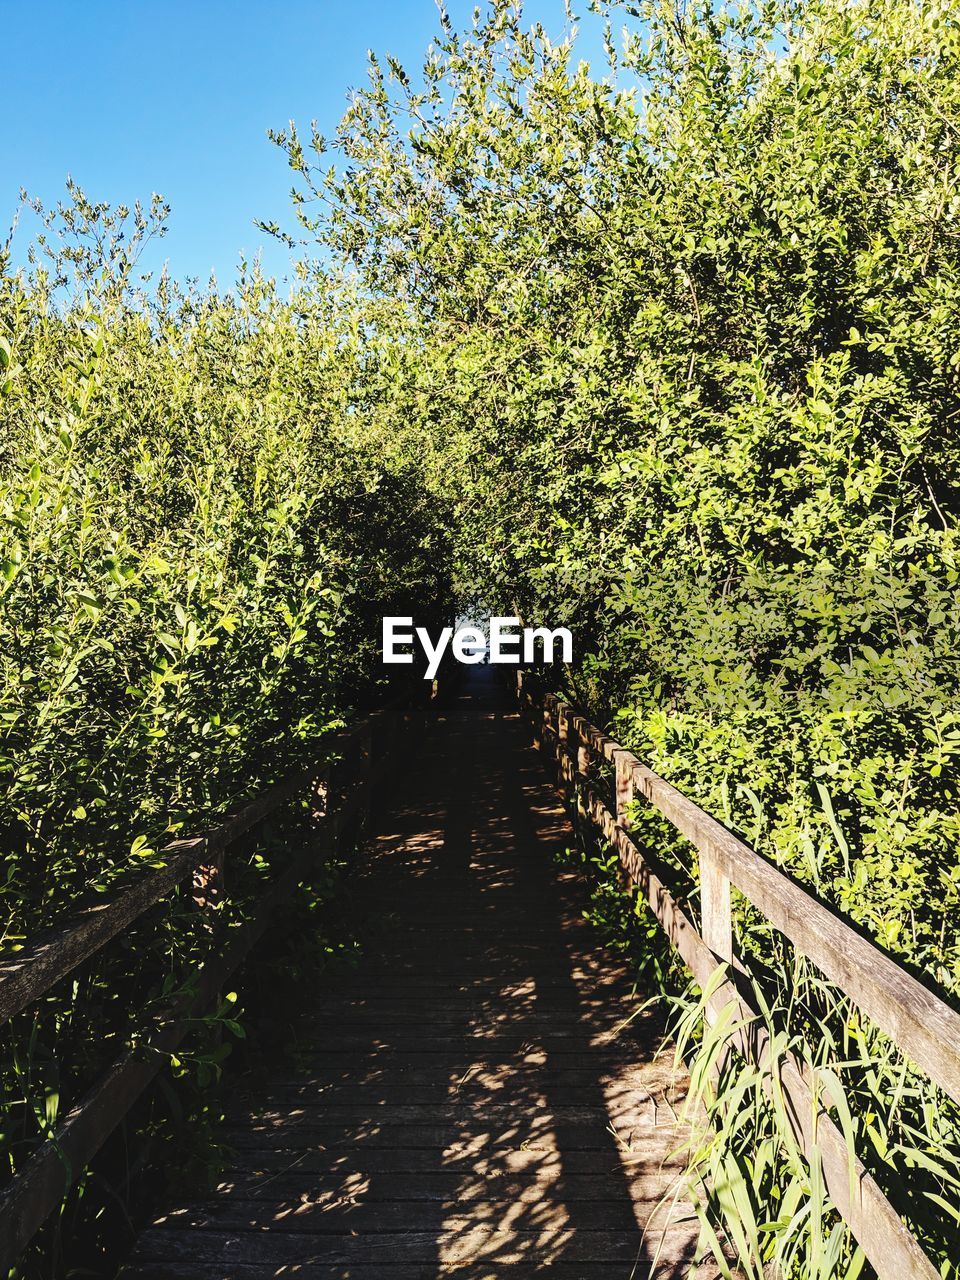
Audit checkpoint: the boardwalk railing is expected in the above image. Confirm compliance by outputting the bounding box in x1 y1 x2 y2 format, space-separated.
0 684 436 1270
517 668 960 1280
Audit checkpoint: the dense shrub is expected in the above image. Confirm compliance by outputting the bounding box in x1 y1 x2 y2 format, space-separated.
0 191 452 930
270 1 960 1273
7 1 960 1272
0 188 454 1271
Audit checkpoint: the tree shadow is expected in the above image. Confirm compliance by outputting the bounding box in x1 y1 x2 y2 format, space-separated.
124 668 704 1279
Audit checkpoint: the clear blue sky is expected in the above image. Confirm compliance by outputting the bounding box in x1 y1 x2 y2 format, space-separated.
2 1 609 286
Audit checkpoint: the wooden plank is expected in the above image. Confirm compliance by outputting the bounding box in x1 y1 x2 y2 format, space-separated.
289 1035 652 1057
219 1145 663 1178
241 1101 664 1127
201 1170 679 1204
544 727 940 1280
123 1268 700 1280
126 1225 697 1266
286 995 650 1020
268 1063 666 1092
255 1087 670 1113
289 1050 660 1075
222 1120 662 1154
125 1253 699 1279
628 758 960 1108
146 1199 646 1233
290 1020 642 1042
0 692 416 1031
293 973 640 998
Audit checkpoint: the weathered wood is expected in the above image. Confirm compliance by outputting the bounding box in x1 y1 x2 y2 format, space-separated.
0 837 206 1028
523 677 941 1280
614 749 635 825
125 669 698 1279
274 1008 642 1032
0 811 339 1273
128 1227 698 1267
0 772 309 1028
254 1079 676 1109
287 990 658 1018
699 849 733 1028
222 1145 673 1179
203 1169 680 1205
124 1265 693 1280
699 853 732 966
286 1031 657 1055
613 824 937 1280
0 691 423 1272
539 678 960 1102
572 715 590 779
628 759 960 1108
242 1101 665 1127
148 1198 651 1233
0 695 414 1032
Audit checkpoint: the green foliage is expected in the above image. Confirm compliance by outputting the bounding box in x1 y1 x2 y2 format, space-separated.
7 0 960 1273
0 186 454 1272
267 0 960 1273
0 188 452 929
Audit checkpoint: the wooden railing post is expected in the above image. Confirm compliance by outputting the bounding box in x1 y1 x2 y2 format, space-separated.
530 682 544 751
557 704 571 786
700 846 733 1025
613 752 636 894
573 716 589 778
570 716 589 819
700 849 733 964
191 836 226 1041
358 725 374 832
615 751 634 828
310 763 330 828
192 838 224 917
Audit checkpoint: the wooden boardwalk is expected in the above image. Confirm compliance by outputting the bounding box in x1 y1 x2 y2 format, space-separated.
125 668 704 1279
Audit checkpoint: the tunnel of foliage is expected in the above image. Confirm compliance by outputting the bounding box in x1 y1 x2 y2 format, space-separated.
4 0 960 1276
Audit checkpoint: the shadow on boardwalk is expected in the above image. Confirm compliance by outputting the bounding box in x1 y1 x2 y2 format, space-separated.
125 669 711 1279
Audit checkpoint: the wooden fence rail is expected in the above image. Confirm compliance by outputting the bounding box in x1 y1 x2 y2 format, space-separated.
0 684 436 1271
517 668 960 1280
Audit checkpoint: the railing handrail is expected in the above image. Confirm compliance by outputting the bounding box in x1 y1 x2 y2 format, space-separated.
0 691 412 1028
0 681 435 1270
518 668 949 1280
